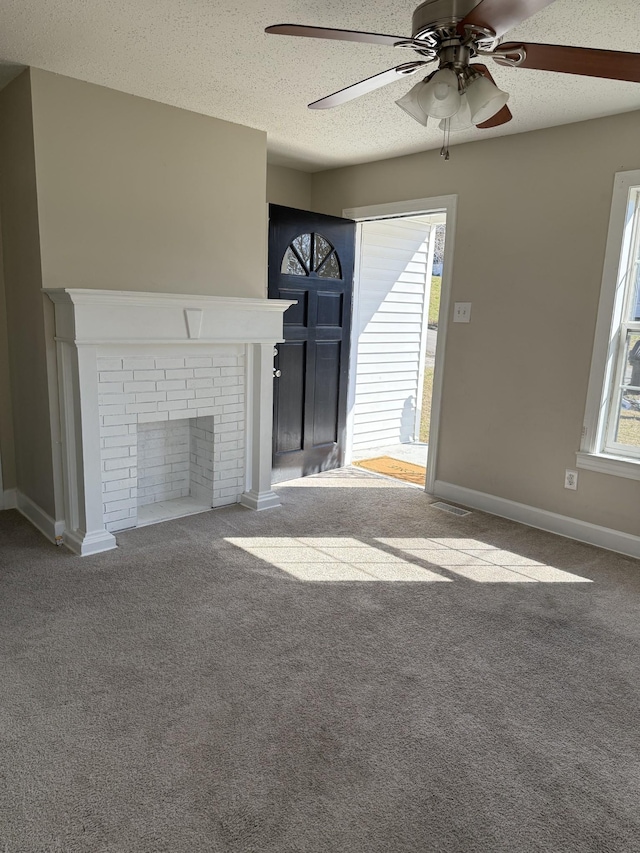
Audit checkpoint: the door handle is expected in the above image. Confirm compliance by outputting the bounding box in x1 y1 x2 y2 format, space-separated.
273 368 282 378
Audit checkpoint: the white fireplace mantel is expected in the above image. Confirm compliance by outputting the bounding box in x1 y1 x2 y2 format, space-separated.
45 289 294 556
46 288 292 345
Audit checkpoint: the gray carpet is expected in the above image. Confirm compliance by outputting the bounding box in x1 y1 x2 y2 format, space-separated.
1 469 640 852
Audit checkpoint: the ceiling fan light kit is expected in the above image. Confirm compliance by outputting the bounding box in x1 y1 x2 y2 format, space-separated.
395 81 430 126
438 94 473 132
267 0 640 159
418 67 461 118
465 72 510 123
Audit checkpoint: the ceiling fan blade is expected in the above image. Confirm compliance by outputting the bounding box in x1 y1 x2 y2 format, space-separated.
458 0 558 38
471 64 514 127
266 24 413 49
309 63 429 110
476 104 513 128
497 42 640 82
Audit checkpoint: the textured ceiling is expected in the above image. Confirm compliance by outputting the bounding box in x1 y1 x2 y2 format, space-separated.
0 0 639 171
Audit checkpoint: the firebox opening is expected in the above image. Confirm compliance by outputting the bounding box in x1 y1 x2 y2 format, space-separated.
136 416 214 527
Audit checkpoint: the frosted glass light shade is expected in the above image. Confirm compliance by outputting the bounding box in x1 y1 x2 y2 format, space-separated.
466 74 510 124
395 80 429 127
438 94 473 132
417 68 461 119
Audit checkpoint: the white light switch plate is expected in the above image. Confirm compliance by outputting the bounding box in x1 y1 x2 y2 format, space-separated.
453 302 472 323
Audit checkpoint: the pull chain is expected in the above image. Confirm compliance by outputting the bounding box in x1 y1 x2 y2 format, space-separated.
440 118 451 161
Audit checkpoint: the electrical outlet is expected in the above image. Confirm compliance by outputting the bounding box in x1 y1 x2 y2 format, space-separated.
564 469 578 490
453 302 471 323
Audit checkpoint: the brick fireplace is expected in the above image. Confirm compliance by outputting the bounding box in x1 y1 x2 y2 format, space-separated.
46 289 292 555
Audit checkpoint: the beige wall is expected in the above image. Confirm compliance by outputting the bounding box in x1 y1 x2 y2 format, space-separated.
0 68 271 523
0 70 56 514
311 111 640 537
30 70 268 297
267 164 312 210
3 63 637 539
0 226 16 492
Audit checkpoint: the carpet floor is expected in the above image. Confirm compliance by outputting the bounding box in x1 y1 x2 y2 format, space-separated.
1 469 640 852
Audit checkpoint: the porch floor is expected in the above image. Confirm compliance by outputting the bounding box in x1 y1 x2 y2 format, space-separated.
350 441 428 485
350 441 428 467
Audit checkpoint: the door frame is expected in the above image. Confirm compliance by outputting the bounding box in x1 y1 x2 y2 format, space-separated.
342 194 457 495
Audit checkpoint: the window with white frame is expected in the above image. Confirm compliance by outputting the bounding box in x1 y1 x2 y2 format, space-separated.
604 192 640 456
580 170 640 479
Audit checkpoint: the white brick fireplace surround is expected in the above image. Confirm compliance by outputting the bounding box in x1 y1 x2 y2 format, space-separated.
46 290 293 556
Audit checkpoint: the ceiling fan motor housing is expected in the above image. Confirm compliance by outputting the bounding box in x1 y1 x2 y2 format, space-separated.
412 0 481 39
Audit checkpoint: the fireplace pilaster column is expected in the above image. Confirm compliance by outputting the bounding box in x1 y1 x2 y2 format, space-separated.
58 342 117 555
240 342 281 511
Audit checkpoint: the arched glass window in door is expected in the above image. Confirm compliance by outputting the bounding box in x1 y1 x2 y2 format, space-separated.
281 233 342 279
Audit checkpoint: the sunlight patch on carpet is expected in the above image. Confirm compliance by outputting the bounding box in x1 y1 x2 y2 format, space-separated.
275 473 406 488
226 537 593 583
376 538 593 583
226 537 450 582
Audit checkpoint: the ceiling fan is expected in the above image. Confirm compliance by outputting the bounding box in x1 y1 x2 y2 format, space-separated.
266 0 640 155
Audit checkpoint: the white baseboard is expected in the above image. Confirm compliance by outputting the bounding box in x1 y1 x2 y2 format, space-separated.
433 480 640 561
64 528 118 556
13 491 117 555
2 488 17 510
15 490 65 545
240 489 281 511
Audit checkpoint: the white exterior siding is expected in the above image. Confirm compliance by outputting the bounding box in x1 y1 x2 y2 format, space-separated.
351 216 436 451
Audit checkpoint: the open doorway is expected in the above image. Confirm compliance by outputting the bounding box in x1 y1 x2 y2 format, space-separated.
266 196 454 491
344 197 455 492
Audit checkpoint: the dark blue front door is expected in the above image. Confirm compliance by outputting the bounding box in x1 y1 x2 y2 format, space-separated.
268 204 356 483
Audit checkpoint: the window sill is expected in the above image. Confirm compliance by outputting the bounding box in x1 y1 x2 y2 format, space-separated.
576 451 640 482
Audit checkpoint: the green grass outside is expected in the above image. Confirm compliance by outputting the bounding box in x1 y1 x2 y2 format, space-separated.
419 367 434 444
618 405 640 447
428 276 441 328
418 276 441 444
